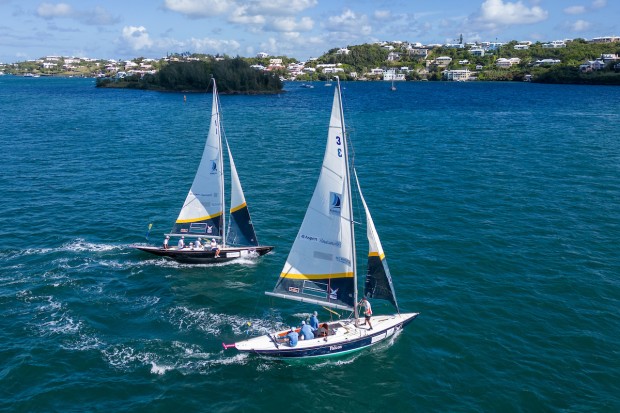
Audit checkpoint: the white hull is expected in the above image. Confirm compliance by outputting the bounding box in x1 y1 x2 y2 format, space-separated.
228 312 418 358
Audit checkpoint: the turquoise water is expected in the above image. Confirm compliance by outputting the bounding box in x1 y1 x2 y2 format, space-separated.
1 76 619 412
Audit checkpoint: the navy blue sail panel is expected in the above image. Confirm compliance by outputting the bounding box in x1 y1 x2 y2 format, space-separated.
364 253 398 310
170 214 223 238
270 273 356 310
227 204 259 246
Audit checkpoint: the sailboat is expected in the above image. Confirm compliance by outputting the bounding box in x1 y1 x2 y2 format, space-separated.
390 78 397 91
134 79 273 264
223 78 418 358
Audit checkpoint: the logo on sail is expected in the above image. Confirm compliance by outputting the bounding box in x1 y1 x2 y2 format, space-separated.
210 160 218 174
330 192 341 214
329 287 338 300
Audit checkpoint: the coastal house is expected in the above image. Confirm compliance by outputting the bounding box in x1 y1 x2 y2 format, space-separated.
496 57 520 68
534 59 561 66
408 48 429 58
589 36 620 44
542 40 566 48
470 48 485 57
323 67 344 74
250 64 266 70
443 69 471 81
514 44 529 50
256 52 269 58
601 54 620 64
486 42 505 51
336 48 350 55
370 68 385 76
434 56 452 67
387 52 400 61
383 69 405 81
41 62 57 69
458 59 469 65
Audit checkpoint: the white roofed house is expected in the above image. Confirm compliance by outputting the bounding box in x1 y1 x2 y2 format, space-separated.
41 62 57 70
387 52 400 62
256 52 269 58
534 59 561 66
124 61 138 71
434 56 452 67
495 57 521 68
542 40 566 48
408 47 429 58
336 48 350 55
443 69 471 81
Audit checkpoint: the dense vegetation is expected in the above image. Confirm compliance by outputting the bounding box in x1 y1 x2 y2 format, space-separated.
292 39 620 84
96 58 283 93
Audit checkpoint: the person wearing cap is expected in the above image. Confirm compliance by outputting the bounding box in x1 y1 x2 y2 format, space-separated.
282 326 298 347
309 310 319 331
178 236 185 249
163 235 170 250
195 238 202 249
210 238 220 258
359 296 373 330
299 320 314 341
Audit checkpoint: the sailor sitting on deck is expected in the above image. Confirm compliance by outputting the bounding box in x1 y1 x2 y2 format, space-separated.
280 327 298 347
178 236 185 249
210 238 220 258
194 238 202 249
299 320 314 341
163 235 170 250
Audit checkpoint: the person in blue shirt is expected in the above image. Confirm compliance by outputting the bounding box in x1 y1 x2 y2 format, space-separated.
284 327 298 347
299 320 314 341
309 311 319 330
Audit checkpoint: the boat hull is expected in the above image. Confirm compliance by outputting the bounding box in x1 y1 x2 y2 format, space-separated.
133 245 273 264
230 313 418 359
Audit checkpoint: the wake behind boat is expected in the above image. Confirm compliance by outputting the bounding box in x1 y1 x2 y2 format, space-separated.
134 79 273 264
223 78 418 358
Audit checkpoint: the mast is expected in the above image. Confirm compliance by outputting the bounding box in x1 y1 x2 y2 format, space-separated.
335 76 358 322
213 79 226 247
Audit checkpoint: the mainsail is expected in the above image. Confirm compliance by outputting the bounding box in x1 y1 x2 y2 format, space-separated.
226 142 259 246
355 170 399 312
170 81 224 239
267 85 356 311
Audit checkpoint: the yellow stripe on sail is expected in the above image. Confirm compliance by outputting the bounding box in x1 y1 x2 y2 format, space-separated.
230 202 247 214
175 211 222 224
280 272 354 280
368 251 386 260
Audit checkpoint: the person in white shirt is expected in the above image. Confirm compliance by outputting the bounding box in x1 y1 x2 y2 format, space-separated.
359 297 373 330
210 238 220 258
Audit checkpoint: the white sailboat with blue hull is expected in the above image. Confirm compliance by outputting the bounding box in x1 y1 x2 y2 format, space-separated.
135 79 273 263
223 78 418 358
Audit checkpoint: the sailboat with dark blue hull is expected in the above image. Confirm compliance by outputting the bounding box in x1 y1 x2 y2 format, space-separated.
135 79 273 263
223 78 418 358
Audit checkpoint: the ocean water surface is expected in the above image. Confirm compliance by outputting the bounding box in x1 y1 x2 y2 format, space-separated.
0 76 619 412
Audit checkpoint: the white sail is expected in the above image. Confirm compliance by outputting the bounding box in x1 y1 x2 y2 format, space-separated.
226 141 259 246
171 82 224 238
355 170 399 311
268 84 356 310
